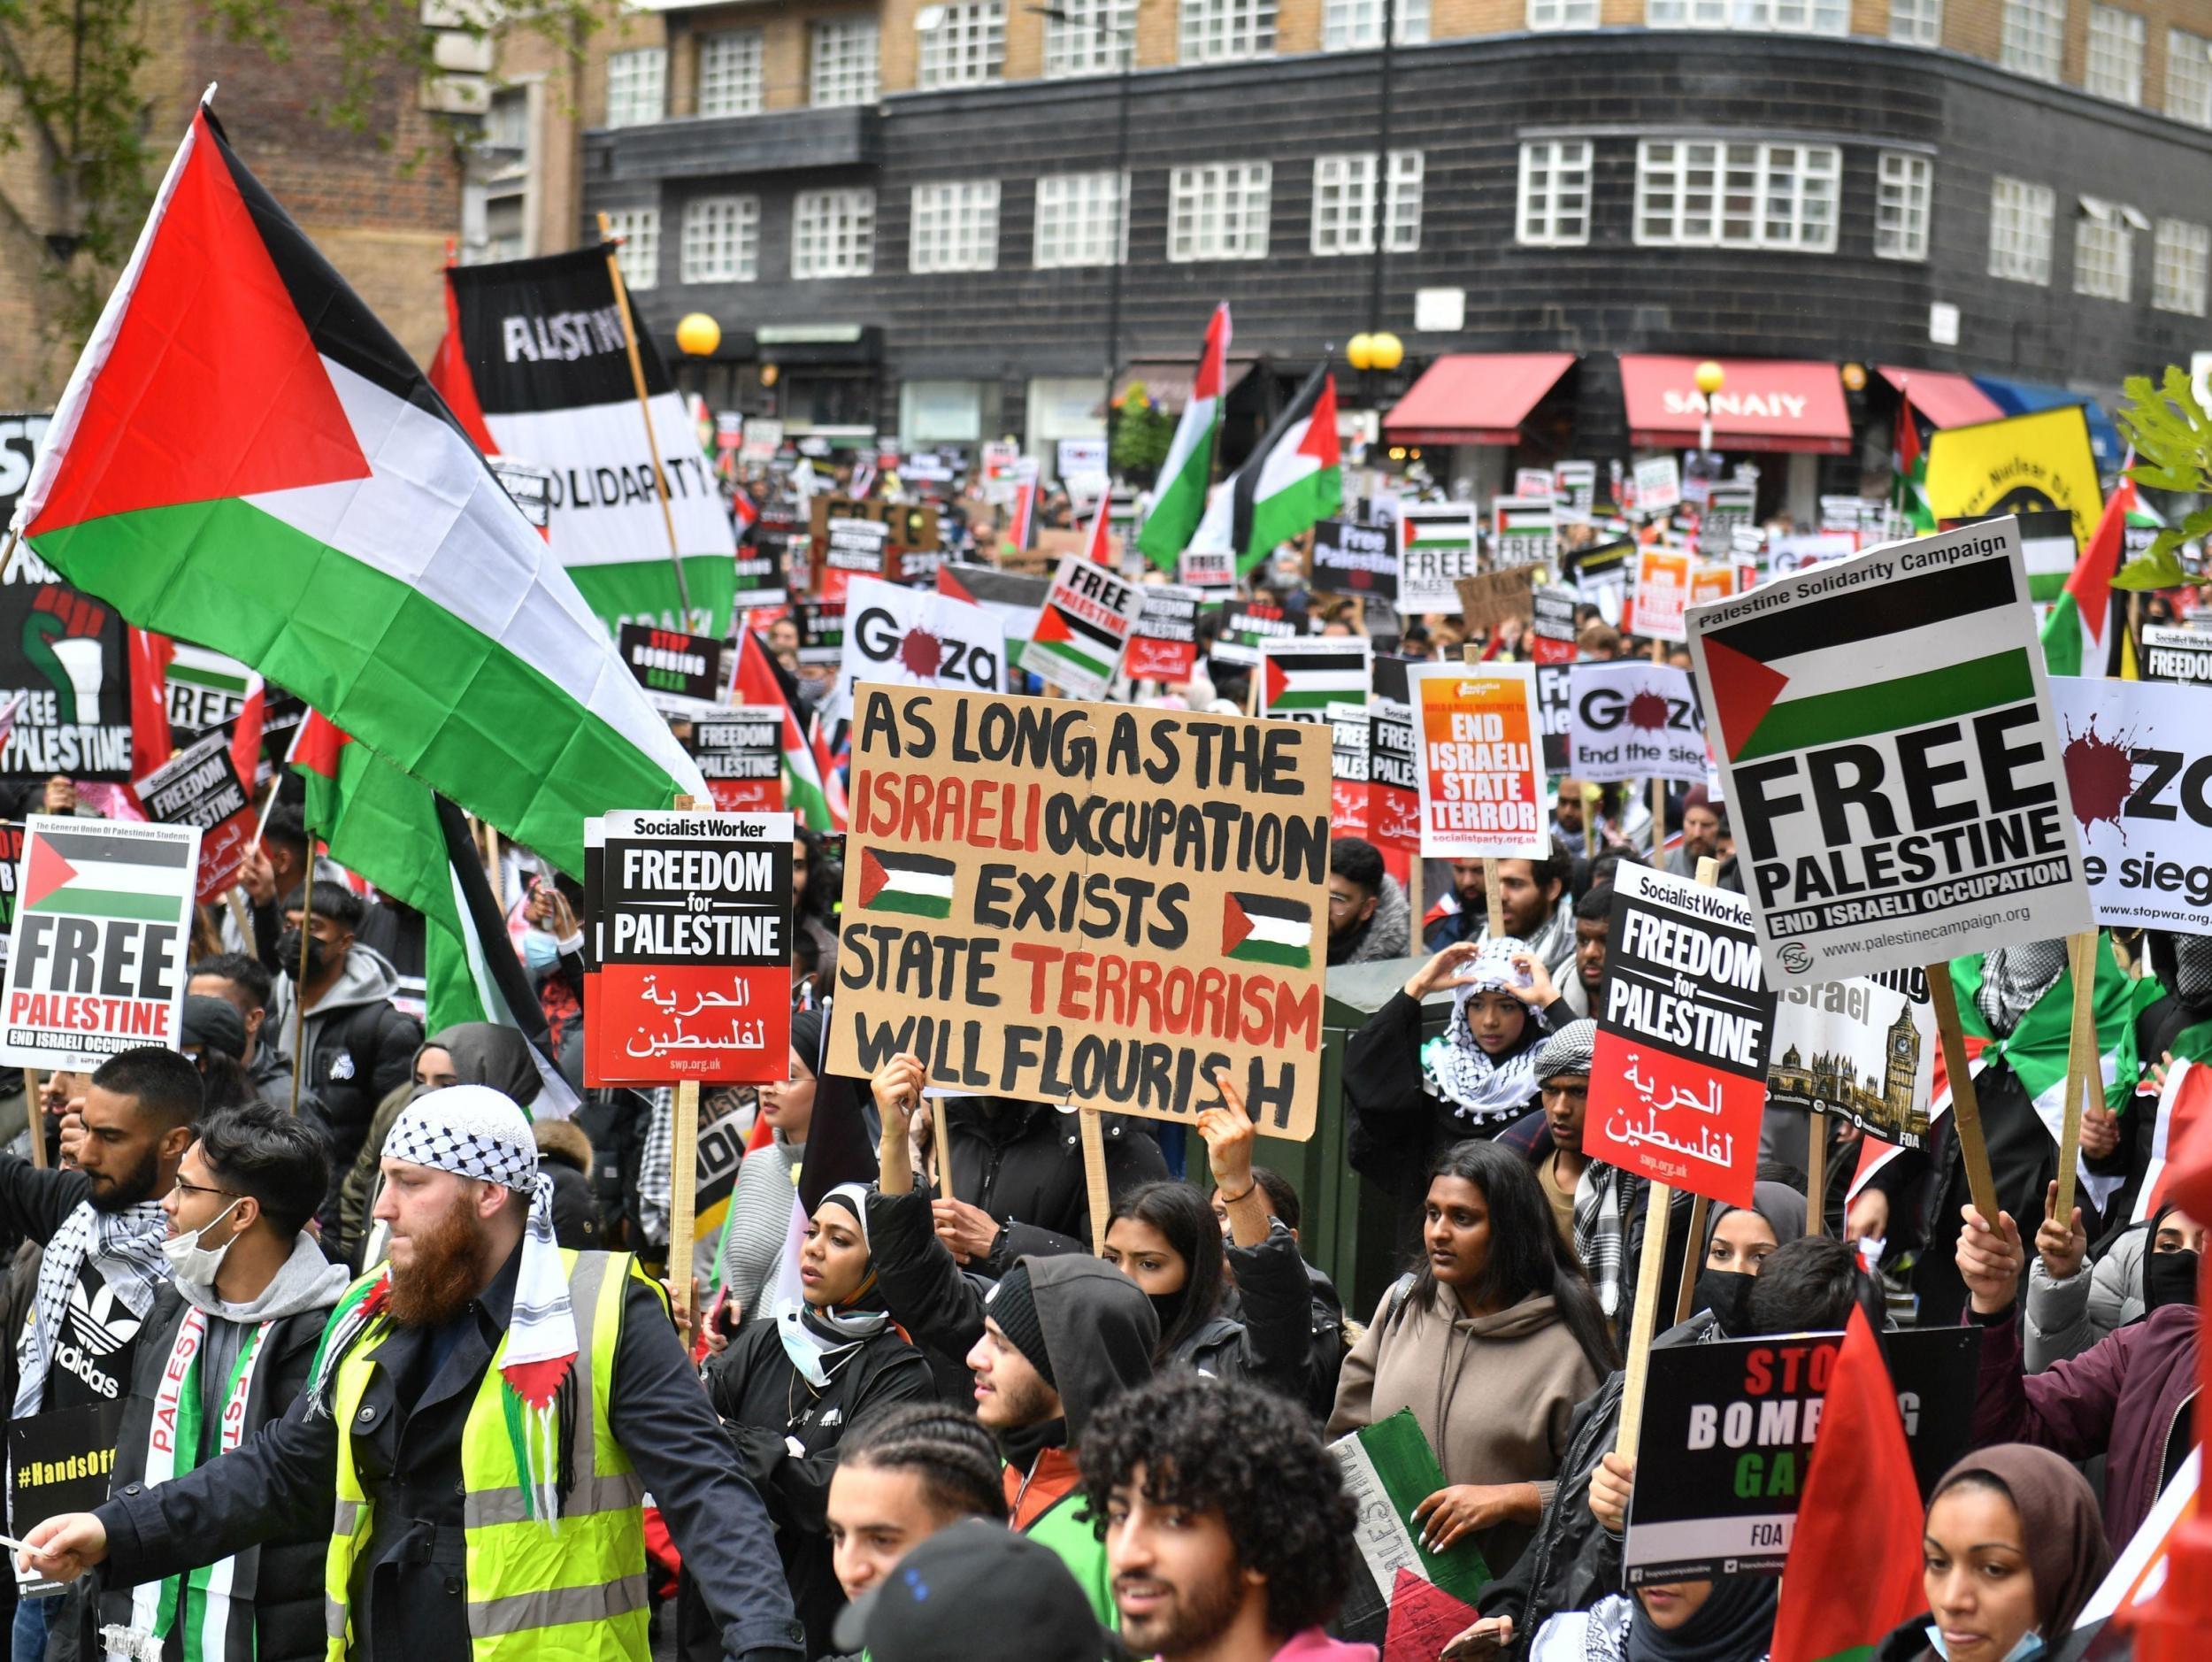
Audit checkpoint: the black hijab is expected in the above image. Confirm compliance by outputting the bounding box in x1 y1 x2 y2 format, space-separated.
1625 1575 1778 1662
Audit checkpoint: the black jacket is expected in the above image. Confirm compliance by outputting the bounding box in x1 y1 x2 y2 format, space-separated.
938 1100 1170 1270
288 956 421 1229
92 1246 806 1662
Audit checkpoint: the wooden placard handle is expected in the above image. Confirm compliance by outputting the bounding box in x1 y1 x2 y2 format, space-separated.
1924 963 2001 1224
2053 931 2101 1227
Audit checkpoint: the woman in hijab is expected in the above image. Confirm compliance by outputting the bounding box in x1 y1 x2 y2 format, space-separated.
689 1182 934 1658
1465 1574 1777 1661
1873 1444 2109 1662
1691 1179 1809 1336
715 1008 823 1327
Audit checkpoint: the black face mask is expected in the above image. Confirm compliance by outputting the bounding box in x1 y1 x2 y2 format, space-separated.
1145 1287 1187 1345
276 927 332 983
1692 1267 1759 1336
2147 1249 2200 1312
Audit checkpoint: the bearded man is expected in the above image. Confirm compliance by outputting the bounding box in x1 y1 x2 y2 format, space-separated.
20 1085 805 1662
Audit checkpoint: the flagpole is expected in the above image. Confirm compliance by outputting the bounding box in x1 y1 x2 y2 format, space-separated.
598 212 694 626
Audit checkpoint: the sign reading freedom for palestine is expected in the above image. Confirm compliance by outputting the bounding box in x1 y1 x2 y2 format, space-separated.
826 686 1333 1137
1687 519 2092 987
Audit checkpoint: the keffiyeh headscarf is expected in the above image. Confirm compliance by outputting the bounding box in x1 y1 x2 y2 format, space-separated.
775 1182 894 1388
2170 932 2212 1011
1420 937 1553 1124
1976 938 2067 1036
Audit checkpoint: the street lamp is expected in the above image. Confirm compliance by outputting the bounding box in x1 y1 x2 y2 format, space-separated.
1027 5 1135 416
1694 358 1724 457
676 312 722 357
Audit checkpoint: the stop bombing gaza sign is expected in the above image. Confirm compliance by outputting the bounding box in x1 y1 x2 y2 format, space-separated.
1686 519 2093 987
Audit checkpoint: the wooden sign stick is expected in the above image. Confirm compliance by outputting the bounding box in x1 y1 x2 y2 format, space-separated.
22 1072 43 1169
1805 1110 1827 1237
1924 964 2001 1224
933 1097 956 1207
2054 930 2101 1227
665 794 703 1343
1079 1105 1110 1256
1672 1193 1709 1325
1483 858 1506 941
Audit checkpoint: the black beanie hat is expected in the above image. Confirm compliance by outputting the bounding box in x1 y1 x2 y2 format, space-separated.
984 1260 1054 1388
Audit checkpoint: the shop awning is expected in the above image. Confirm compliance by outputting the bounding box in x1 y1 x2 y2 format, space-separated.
1618 355 1853 455
1382 352 1577 444
1876 365 2006 428
1969 374 2123 467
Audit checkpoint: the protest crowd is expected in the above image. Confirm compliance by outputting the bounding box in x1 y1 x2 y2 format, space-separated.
0 102 2204 1662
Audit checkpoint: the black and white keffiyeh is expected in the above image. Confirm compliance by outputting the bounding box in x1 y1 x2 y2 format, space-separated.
1419 938 1554 1125
13 1197 167 1417
1574 1163 1640 1321
1976 939 2067 1036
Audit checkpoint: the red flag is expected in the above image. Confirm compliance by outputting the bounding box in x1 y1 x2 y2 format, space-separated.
1894 388 1922 478
1770 1306 1925 1662
128 627 176 781
1083 493 1115 566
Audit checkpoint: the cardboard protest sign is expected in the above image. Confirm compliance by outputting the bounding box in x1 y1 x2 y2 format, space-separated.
0 549 133 781
0 824 19 970
1310 519 1399 599
1180 541 1236 589
1699 483 1756 557
11 1401 118 1595
1532 586 1578 665
1408 664 1546 860
1567 660 1706 785
618 623 724 704
1259 639 1370 723
1768 968 1936 1150
162 642 259 738
1634 457 1682 518
1023 556 1141 700
1624 1327 1979 1582
1329 1411 1491 1645
1586 863 1775 1206
1328 701 1371 837
1687 519 2093 987
1513 468 1554 500
682 703 786 813
1210 597 1306 668
583 810 795 1086
1369 658 1420 869
134 735 254 904
729 542 787 612
1398 504 1480 614
1492 497 1555 567
0 817 198 1068
1125 584 1203 682
837 576 1005 709
827 688 1333 1136
2051 676 2212 931
1536 664 1571 776
1690 564 1738 605
796 601 845 666
1554 460 1596 525
1926 406 2104 565
2140 624 2212 686
1454 569 1535 635
1630 548 1693 642
818 511 891 604
1574 539 1632 627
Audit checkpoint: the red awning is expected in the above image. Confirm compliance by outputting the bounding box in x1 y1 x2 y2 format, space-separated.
1618 355 1852 455
1383 352 1577 444
1875 365 2006 428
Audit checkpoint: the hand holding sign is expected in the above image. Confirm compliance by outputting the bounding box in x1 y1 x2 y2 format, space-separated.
1955 1204 2026 1314
2035 1179 2088 1282
17 1512 105 1581
1412 1482 1535 1555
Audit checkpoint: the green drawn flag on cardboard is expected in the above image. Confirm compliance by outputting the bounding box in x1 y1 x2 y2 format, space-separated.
1328 1409 1490 1645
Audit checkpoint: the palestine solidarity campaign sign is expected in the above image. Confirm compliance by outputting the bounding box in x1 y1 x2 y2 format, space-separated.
1687 519 2093 986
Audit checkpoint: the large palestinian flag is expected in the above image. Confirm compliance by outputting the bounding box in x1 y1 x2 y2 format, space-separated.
1230 365 1342 577
10 104 706 874
1136 303 1230 573
433 248 737 637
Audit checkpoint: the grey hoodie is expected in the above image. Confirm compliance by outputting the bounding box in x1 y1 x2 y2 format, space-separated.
174 1233 351 1404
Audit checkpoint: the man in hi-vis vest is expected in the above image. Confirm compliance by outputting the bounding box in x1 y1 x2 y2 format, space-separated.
20 1086 806 1662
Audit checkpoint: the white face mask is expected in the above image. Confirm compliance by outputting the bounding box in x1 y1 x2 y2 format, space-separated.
162 1198 244 1285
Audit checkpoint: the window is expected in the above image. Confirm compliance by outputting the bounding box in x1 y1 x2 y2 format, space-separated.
604 208 659 290
697 30 764 118
680 196 758 284
1043 0 1135 74
2074 212 2134 299
910 181 1001 273
1168 162 1272 261
1987 177 2055 282
482 87 529 160
2170 29 2212 127
604 49 665 128
2000 0 2065 82
2085 6 2145 102
917 3 1004 88
792 189 875 279
1633 140 1839 250
1528 0 1601 27
1875 152 1932 261
1310 152 1422 255
1889 0 1941 45
1034 172 1126 267
1647 0 1847 31
1517 140 1593 246
1322 0 1429 47
1180 0 1275 63
2154 219 2210 314
810 17 880 107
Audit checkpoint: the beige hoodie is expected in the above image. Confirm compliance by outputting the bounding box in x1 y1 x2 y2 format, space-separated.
1328 1281 1601 1575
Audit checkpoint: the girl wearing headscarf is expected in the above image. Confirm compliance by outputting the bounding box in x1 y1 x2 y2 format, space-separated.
715 1008 823 1327
1872 1444 2109 1662
1692 1179 1809 1336
689 1182 934 1657
1484 1574 1778 1662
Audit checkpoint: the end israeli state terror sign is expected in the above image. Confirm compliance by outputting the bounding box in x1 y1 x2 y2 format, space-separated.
0 817 199 1068
1688 519 2093 987
1408 663 1545 860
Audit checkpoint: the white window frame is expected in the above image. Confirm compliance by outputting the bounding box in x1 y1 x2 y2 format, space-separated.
1888 0 1942 46
909 180 1002 274
1180 0 1276 63
1987 176 2055 284
1321 0 1430 48
1646 0 1847 32
1632 140 1839 250
696 30 764 119
2085 5 2146 103
1516 139 1593 247
792 188 876 280
604 48 666 129
1310 151 1422 257
605 207 660 291
1033 171 1128 268
1042 0 1135 74
1528 0 1601 27
2154 219 2210 315
2169 29 2212 127
1168 162 1272 262
810 16 881 108
917 2 1005 89
680 196 759 284
2000 0 2066 83
2073 211 2134 300
1875 151 1932 262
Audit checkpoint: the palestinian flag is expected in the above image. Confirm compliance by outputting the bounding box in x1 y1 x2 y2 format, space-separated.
1230 365 1341 577
1025 602 1121 691
2066 1449 2200 1656
1221 891 1312 969
1137 302 1231 573
1700 553 2034 765
2012 510 2080 606
290 711 576 1116
1261 643 1369 717
856 848 955 919
24 824 192 924
733 628 835 832
1082 493 1116 566
939 561 1048 671
2131 1014 2212 1222
1890 389 1936 534
10 104 705 875
2042 474 2130 678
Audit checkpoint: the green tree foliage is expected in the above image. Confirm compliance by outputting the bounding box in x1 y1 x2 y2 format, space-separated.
1110 381 1174 485
2116 367 2212 589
